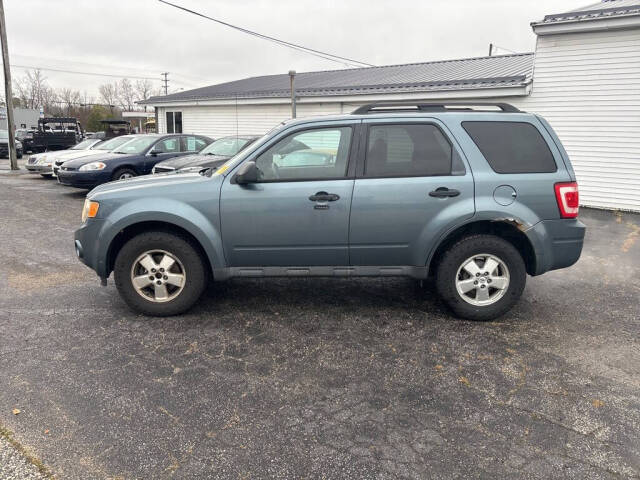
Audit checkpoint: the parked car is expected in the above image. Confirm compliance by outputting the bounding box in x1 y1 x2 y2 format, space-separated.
0 129 23 158
74 102 585 320
52 135 138 177
26 138 102 176
58 134 213 188
15 128 36 153
152 135 259 174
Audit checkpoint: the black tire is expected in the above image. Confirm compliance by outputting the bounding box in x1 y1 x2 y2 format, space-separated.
114 231 207 316
435 234 526 321
112 167 137 181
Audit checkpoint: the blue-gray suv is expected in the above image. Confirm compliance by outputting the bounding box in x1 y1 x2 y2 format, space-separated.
74 102 585 321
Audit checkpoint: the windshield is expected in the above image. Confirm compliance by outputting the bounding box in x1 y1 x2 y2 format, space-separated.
94 135 134 151
0 130 8 139
113 136 156 154
71 139 98 150
200 137 250 156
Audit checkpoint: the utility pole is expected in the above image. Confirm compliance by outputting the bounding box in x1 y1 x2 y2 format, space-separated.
161 72 169 96
289 70 296 119
0 0 17 170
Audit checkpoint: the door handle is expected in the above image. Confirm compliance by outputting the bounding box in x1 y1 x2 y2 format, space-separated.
309 191 340 202
429 187 460 198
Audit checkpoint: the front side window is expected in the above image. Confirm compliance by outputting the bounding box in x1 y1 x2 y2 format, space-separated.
153 137 180 153
365 124 453 177
255 127 352 181
462 121 557 174
183 136 209 152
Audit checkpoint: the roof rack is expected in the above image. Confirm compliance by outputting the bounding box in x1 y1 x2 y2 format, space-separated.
351 102 521 114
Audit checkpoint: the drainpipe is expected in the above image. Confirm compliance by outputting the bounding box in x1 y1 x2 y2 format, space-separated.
289 70 296 119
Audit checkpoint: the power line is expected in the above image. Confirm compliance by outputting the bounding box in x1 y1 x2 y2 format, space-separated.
12 53 160 77
9 64 198 87
157 0 375 68
12 53 209 83
11 64 157 81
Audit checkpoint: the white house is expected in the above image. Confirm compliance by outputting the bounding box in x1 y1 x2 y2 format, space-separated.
142 0 640 211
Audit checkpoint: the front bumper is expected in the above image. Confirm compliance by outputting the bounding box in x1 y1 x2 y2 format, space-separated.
25 163 53 174
57 169 110 188
74 218 110 278
527 218 586 275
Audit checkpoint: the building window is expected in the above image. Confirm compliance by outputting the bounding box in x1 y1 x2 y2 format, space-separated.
165 111 183 134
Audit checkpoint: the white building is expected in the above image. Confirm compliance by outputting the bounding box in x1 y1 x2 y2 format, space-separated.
142 0 640 211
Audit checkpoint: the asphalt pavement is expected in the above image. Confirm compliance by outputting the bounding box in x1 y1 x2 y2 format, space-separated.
0 167 638 479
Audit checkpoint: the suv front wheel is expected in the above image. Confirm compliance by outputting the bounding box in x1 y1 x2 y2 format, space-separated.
436 234 526 321
114 231 207 316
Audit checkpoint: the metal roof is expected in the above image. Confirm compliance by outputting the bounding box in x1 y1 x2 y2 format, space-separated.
141 53 534 104
534 0 640 25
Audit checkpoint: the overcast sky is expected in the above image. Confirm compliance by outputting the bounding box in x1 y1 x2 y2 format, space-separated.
3 0 589 101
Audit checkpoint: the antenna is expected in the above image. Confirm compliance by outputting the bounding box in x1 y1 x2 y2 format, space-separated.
161 72 169 95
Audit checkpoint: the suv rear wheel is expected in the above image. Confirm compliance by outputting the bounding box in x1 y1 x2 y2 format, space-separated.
436 234 526 321
114 231 207 316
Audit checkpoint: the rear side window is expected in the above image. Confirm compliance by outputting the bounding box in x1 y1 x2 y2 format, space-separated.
365 124 453 177
462 121 556 174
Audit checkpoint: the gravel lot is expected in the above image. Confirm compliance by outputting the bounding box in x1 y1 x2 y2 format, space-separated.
0 167 639 479
0 435 48 480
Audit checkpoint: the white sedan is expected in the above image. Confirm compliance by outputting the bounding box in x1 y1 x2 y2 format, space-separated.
25 139 103 177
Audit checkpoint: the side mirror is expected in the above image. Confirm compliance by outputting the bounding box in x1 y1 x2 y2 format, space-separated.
149 149 159 157
235 161 258 184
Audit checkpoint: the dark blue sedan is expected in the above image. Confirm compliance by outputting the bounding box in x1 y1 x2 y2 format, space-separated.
57 134 213 188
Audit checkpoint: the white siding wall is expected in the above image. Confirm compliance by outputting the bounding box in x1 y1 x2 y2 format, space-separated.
157 102 346 139
520 29 640 211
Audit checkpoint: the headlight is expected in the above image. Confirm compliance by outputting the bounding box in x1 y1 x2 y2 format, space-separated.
37 155 47 165
81 199 100 222
79 162 106 171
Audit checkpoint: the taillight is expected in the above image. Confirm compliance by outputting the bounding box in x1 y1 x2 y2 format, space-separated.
554 182 579 218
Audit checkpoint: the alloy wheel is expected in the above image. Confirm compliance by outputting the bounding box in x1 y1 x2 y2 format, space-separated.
130 250 186 303
455 253 510 306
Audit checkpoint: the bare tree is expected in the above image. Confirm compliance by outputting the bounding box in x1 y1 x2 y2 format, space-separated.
58 87 81 115
98 81 119 110
13 69 56 110
134 79 154 110
118 78 136 111
80 90 94 107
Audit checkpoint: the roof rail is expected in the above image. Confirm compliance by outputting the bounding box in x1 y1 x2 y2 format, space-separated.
351 102 521 114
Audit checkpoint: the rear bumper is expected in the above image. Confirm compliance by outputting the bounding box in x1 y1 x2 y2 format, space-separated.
527 218 586 275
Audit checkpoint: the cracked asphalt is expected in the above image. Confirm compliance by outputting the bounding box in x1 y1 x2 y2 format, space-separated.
0 168 639 479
